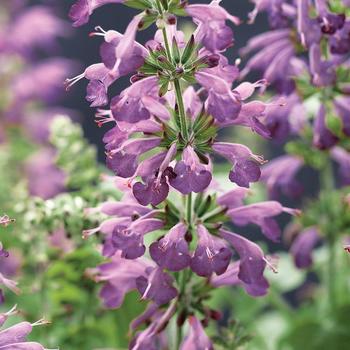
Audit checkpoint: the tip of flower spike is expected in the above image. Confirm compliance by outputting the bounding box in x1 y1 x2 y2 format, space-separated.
344 245 350 253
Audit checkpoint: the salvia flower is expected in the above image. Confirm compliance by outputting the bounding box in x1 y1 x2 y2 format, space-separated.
68 0 301 347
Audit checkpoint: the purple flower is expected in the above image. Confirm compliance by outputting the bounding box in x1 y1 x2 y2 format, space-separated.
227 201 300 242
9 6 69 57
112 217 164 259
131 302 175 350
290 227 320 269
136 267 178 305
0 215 15 228
219 229 270 295
13 58 75 104
69 0 125 27
315 0 345 34
217 187 250 209
0 316 50 350
150 223 191 271
212 142 265 188
180 316 213 350
186 0 240 52
0 273 20 295
211 261 269 297
183 87 203 119
170 146 212 194
106 137 161 178
330 147 350 186
313 105 339 150
92 253 150 308
195 71 241 123
309 43 336 87
329 20 350 54
110 77 160 123
334 97 350 136
132 144 177 206
261 155 304 199
199 50 239 84
297 0 322 47
264 94 306 141
191 224 232 277
241 29 299 93
25 150 66 200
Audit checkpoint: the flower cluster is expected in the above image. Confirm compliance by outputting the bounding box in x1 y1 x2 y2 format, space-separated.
68 0 299 347
243 0 350 268
0 1 75 199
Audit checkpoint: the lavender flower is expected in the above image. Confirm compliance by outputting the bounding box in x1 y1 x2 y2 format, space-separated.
68 0 301 347
290 227 321 269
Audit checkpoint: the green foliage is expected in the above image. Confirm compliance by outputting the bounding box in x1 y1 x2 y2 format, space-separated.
49 116 101 191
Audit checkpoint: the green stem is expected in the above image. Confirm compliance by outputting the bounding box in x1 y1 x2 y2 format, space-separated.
186 192 193 227
174 79 189 141
162 28 172 61
320 159 337 311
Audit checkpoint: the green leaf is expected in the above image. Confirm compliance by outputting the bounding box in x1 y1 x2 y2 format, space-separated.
172 37 180 63
124 0 151 10
181 35 196 64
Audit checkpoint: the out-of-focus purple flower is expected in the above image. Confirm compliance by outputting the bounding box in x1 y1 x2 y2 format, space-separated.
329 20 350 54
23 108 77 144
180 316 214 350
13 58 76 104
330 147 350 186
8 6 69 57
191 224 232 277
186 0 240 52
49 228 75 255
136 267 178 305
219 229 270 296
169 146 212 194
0 249 22 277
261 155 304 199
297 0 322 47
290 227 320 268
92 253 150 308
69 0 125 27
264 94 306 141
315 0 345 35
309 44 336 87
227 201 300 242
241 28 299 94
111 77 160 123
212 142 265 188
313 105 339 150
334 97 350 137
25 149 66 200
0 273 20 295
150 223 191 272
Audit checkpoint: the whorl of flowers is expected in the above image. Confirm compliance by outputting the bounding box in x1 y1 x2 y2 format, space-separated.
68 0 299 347
243 0 350 269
